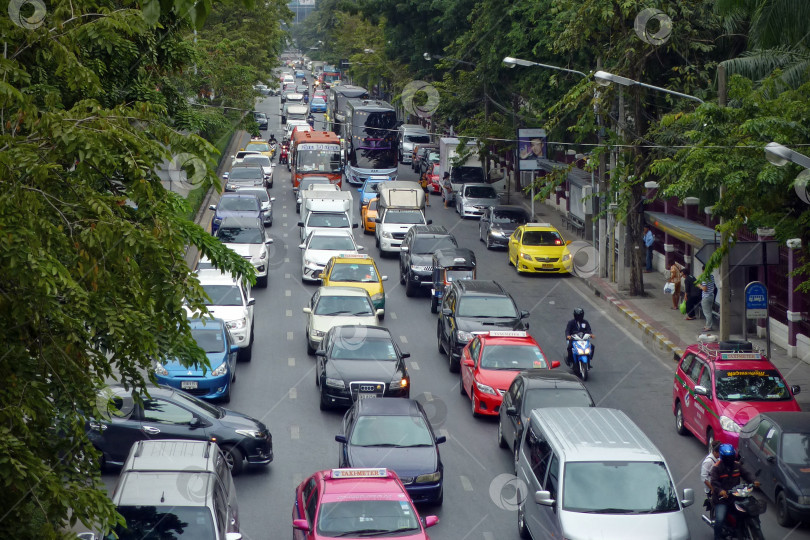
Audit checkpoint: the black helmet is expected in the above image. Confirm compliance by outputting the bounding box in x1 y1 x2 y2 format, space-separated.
573 308 584 321
718 443 736 467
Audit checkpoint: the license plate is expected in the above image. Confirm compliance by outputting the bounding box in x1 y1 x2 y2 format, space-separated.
181 381 198 390
357 393 376 400
542 264 554 269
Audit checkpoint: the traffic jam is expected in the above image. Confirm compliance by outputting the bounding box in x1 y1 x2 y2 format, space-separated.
91 55 810 540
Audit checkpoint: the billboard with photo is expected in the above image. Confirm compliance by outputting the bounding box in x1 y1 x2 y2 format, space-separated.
517 128 547 171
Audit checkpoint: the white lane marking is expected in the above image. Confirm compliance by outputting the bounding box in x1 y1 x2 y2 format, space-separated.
483 533 495 540
284 233 289 238
285 290 292 297
284 257 290 263
287 331 294 341
288 357 295 366
409 361 420 371
283 205 287 210
290 425 300 439
286 309 293 317
282 213 288 218
459 475 473 491
285 273 291 279
389 312 397 320
400 336 408 344
549 300 555 305
289 387 297 400
423 392 433 402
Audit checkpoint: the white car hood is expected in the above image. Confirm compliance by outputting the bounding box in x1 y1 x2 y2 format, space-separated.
224 242 260 259
206 305 248 323
304 249 359 266
381 223 418 233
311 314 378 335
558 509 689 540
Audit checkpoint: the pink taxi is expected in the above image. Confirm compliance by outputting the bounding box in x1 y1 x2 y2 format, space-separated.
292 468 439 539
672 339 801 451
460 331 560 417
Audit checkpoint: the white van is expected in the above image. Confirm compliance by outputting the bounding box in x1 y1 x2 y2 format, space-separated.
516 407 693 540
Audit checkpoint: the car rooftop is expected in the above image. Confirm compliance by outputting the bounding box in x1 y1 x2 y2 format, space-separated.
355 397 421 416
125 440 219 472
530 407 663 463
317 286 371 297
332 325 391 339
115 471 214 506
519 370 590 389
219 216 263 228
411 225 450 235
196 268 241 285
522 222 556 229
748 411 810 432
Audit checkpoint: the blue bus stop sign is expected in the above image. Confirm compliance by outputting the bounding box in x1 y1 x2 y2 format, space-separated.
745 281 768 319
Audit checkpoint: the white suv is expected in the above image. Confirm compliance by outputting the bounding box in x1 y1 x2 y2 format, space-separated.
192 269 255 361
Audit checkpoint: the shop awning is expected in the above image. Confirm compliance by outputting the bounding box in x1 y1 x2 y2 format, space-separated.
644 211 719 248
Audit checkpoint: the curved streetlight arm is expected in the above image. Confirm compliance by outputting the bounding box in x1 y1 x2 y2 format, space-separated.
426 52 475 67
765 142 810 169
503 56 587 78
594 70 703 103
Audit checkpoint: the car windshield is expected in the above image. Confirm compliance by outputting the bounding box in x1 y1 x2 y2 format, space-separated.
445 269 474 282
451 166 485 183
308 235 356 251
237 188 269 203
384 210 424 224
219 197 259 212
229 167 263 180
111 505 215 540
522 388 594 412
216 226 263 244
350 415 433 447
171 390 223 418
405 134 431 144
192 328 226 353
243 156 271 167
246 142 270 153
312 98 326 105
236 152 259 160
480 345 547 370
201 284 243 307
330 263 378 283
466 186 497 199
457 296 518 318
427 152 440 161
307 213 350 228
413 237 457 254
368 200 378 211
714 369 792 401
781 433 810 465
563 462 680 514
522 230 563 246
493 211 528 225
363 181 383 194
331 337 397 360
316 500 419 537
314 295 374 316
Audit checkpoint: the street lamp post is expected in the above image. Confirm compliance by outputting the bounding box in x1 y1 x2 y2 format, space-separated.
594 71 704 104
765 142 810 169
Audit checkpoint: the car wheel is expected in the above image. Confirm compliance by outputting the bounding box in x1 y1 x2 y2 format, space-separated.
399 268 405 285
674 402 687 435
319 389 330 411
257 275 268 288
296 203 300 213
306 336 315 356
222 445 244 476
405 278 416 297
459 376 466 395
430 296 439 314
517 503 530 539
437 323 446 354
514 444 520 476
706 428 715 454
375 236 380 248
485 234 492 250
448 342 460 373
777 490 797 527
498 420 507 448
470 393 478 417
479 225 484 242
221 384 231 404
239 341 253 362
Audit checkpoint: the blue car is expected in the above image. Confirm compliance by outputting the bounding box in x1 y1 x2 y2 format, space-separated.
309 96 327 113
358 176 392 210
210 192 262 234
154 318 239 402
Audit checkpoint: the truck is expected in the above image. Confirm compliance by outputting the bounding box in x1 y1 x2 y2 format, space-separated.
375 184 431 255
439 137 486 204
291 130 343 189
298 190 356 242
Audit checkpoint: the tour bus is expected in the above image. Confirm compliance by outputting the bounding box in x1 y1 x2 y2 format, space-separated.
326 85 369 137
344 99 399 187
291 130 343 189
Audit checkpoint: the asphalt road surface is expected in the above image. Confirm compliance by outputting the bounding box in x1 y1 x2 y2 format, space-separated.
101 77 810 540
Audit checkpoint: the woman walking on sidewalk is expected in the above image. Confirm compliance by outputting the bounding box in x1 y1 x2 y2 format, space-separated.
700 274 716 331
683 271 702 321
668 263 683 310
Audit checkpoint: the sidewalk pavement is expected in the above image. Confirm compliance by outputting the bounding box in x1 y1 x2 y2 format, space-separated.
518 195 810 410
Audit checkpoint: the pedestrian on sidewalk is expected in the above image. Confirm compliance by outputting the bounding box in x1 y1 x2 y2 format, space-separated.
643 226 654 272
442 172 452 209
668 263 683 310
700 273 716 331
683 271 702 320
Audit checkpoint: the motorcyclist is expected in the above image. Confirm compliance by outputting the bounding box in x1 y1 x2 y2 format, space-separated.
565 308 595 367
307 113 315 128
268 133 277 145
710 443 760 540
701 440 721 511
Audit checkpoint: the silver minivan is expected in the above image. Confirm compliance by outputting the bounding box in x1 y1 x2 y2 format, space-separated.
398 124 430 164
516 407 693 540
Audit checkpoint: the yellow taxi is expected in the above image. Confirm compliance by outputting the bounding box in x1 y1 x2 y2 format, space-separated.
361 197 379 234
319 254 388 315
507 222 572 274
244 138 275 160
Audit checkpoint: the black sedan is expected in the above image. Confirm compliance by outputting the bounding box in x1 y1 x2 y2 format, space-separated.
87 384 272 475
315 325 410 410
478 205 530 249
335 398 446 505
738 411 810 526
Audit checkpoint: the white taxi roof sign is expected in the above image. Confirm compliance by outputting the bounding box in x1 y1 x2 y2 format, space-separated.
331 468 388 479
526 222 552 228
486 331 528 338
720 353 761 360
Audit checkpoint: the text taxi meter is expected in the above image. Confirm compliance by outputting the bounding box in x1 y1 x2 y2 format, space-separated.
331 468 388 479
745 281 768 319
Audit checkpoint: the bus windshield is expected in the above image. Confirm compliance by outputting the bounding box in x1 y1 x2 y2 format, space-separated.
350 110 397 170
296 144 341 173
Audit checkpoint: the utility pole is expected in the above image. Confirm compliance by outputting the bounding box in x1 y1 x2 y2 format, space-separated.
718 65 731 341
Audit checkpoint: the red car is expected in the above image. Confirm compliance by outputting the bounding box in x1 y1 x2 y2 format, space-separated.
460 331 560 417
672 338 801 451
292 468 439 539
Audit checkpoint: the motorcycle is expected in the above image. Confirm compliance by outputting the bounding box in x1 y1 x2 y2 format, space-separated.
701 484 765 540
567 332 592 381
307 114 315 128
279 144 289 165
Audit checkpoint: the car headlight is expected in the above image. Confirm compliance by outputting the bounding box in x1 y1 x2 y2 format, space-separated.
212 217 222 224
382 231 393 239
226 318 247 330
304 259 320 269
311 328 325 337
370 293 384 302
154 363 168 376
797 495 810 505
411 265 431 272
415 471 441 483
211 361 228 377
521 252 533 261
256 247 267 261
325 377 345 389
235 429 267 439
490 228 504 237
719 415 742 433
562 253 571 261
475 381 497 395
456 330 475 342
390 377 408 389
227 183 237 190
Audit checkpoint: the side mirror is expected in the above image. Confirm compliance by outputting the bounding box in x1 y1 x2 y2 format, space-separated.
225 533 243 540
534 490 555 506
230 345 239 353
247 297 256 306
694 385 709 397
334 434 347 444
375 309 384 317
550 360 561 369
462 358 474 367
265 239 274 245
381 276 388 281
506 406 518 417
400 246 409 252
292 519 309 532
424 516 439 528
270 197 276 202
792 385 801 395
566 240 572 245
230 155 235 160
299 243 306 249
681 488 695 508
435 435 446 445
357 188 363 192
441 308 452 316
315 350 326 357
426 219 433 225
401 352 411 359
520 310 530 319
352 223 359 229
302 307 312 314
189 417 202 429
767 455 776 463
374 218 382 223
357 246 366 251
209 204 217 211
297 221 305 227
313 270 323 279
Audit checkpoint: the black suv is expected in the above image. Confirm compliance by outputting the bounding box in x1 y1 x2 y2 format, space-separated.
437 280 529 372
399 225 457 296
